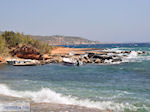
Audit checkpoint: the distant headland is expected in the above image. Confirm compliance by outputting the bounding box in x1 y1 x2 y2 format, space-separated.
30 35 100 45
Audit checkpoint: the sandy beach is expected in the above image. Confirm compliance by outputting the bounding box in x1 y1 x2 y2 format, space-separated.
51 47 100 55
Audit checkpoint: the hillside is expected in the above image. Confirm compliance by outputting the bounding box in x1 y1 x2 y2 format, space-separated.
0 31 52 56
31 35 100 45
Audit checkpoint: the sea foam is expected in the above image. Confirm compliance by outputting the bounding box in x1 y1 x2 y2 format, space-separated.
0 84 146 112
105 48 150 63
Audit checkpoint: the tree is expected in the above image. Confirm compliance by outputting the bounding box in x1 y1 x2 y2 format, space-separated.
0 35 7 54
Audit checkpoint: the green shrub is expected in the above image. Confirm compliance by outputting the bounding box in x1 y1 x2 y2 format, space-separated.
0 35 8 54
0 31 52 54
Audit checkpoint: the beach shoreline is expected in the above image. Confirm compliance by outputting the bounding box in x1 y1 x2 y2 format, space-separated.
1 46 146 66
0 94 112 112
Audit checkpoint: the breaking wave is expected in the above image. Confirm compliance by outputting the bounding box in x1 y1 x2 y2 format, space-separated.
104 48 150 64
0 84 149 112
122 51 150 63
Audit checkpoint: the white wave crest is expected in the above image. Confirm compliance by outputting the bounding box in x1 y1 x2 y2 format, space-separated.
122 51 150 63
0 84 147 111
102 47 150 64
127 51 138 58
103 48 122 53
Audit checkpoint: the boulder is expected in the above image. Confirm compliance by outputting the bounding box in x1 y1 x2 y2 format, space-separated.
42 54 51 60
81 58 88 63
88 53 95 58
10 44 42 60
92 55 113 60
94 59 102 63
50 56 63 63
87 58 92 63
121 51 131 54
112 58 122 62
137 51 146 55
0 57 4 63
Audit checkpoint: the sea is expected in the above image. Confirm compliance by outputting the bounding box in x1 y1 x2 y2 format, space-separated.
0 43 150 112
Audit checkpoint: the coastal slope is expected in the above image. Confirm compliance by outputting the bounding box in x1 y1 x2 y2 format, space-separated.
31 35 100 45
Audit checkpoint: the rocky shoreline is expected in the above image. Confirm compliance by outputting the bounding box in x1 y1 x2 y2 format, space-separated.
0 46 147 65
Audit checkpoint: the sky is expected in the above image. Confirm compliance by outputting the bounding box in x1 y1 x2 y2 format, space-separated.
0 0 150 42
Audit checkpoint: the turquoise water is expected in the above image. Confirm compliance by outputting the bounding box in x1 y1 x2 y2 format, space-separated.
0 43 150 112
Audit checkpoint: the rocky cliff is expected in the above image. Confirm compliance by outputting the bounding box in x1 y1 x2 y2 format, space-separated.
10 45 42 60
31 35 100 45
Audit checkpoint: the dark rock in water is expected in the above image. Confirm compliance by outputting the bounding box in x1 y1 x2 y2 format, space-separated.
88 53 95 58
92 55 101 59
143 51 146 54
86 58 92 63
84 56 88 60
137 51 146 54
121 51 131 54
92 55 113 60
112 58 122 62
109 51 119 54
81 58 88 63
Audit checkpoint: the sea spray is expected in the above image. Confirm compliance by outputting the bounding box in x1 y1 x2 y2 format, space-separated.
0 84 147 112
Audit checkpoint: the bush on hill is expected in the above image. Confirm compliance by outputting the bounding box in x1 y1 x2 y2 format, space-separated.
0 35 8 54
0 31 52 55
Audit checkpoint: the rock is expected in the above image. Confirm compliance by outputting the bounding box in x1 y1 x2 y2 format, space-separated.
40 59 52 65
92 55 113 60
84 56 89 60
50 56 63 63
142 51 146 54
0 57 4 63
10 44 42 60
81 58 88 63
42 54 51 60
121 51 131 54
94 59 102 63
137 51 146 54
57 56 63 63
112 58 122 62
87 58 92 63
92 55 102 59
88 53 95 58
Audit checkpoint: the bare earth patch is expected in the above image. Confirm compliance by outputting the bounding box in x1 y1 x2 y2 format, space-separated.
51 47 99 55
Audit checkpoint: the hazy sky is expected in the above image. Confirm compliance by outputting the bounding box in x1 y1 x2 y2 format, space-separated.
0 0 150 42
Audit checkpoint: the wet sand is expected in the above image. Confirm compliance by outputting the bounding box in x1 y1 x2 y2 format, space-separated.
0 94 112 112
